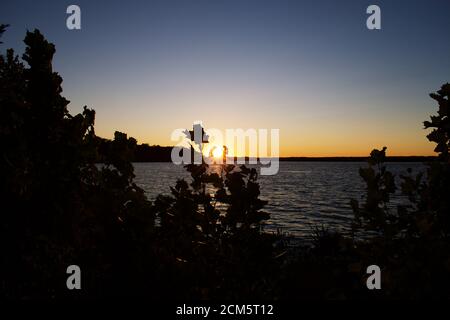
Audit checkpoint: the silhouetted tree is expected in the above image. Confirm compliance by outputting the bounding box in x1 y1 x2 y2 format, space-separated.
0 29 155 298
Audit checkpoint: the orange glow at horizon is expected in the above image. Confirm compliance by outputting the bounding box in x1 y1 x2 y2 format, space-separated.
90 96 437 158
94 123 436 157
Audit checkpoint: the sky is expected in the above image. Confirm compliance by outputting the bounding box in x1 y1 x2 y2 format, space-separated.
1 0 449 156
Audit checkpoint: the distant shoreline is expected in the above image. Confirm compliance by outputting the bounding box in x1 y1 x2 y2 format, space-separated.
131 155 436 163
276 156 436 162
99 139 437 163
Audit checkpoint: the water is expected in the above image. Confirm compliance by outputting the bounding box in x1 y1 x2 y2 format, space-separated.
133 162 425 238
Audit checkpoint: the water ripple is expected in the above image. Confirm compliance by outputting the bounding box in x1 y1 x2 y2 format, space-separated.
133 162 425 237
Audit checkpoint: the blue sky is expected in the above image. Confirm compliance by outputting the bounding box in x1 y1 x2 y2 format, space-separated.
1 0 449 155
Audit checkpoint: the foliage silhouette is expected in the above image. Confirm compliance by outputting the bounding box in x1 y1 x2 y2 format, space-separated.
0 28 280 300
278 83 450 299
2 26 450 300
351 84 450 240
153 142 279 299
0 29 155 298
343 83 450 297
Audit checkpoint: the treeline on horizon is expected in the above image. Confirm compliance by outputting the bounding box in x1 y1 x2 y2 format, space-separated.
95 136 175 162
95 135 436 163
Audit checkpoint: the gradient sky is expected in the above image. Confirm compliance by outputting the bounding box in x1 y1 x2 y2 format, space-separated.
1 0 449 156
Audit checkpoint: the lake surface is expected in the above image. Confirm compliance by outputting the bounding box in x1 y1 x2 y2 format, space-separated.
133 162 424 238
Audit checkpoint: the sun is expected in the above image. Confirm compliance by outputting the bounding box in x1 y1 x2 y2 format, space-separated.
212 146 224 158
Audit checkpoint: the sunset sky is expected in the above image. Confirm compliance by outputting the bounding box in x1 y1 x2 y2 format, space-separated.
1 0 449 156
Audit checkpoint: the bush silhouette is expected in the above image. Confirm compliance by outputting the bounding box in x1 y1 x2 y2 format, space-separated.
0 27 281 300
2 25 450 300
351 83 450 240
0 28 155 298
344 83 450 298
153 154 280 299
279 83 450 300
